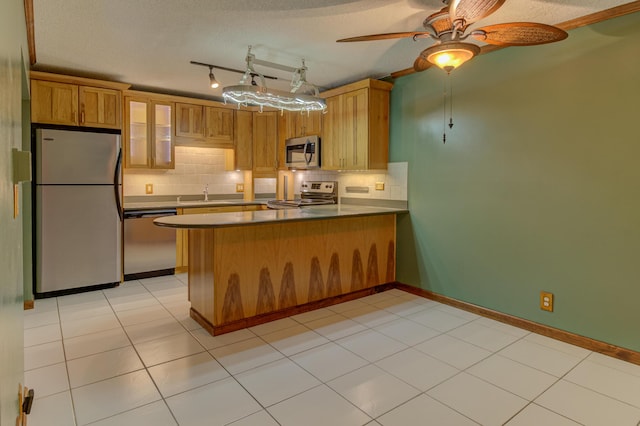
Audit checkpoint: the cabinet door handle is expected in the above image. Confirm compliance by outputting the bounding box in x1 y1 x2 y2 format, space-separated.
80 110 85 124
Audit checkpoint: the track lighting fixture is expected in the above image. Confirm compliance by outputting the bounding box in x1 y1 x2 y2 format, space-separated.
208 66 219 89
190 46 326 113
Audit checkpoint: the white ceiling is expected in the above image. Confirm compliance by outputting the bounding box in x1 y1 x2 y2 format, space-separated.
32 0 633 100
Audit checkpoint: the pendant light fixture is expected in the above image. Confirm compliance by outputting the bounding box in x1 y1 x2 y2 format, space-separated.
222 46 326 113
190 46 326 113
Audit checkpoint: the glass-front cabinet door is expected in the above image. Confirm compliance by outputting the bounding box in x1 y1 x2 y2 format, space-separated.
124 96 174 169
125 99 150 168
152 103 174 169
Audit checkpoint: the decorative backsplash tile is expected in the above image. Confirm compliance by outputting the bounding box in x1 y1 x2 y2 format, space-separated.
123 146 243 196
293 162 408 201
124 144 407 203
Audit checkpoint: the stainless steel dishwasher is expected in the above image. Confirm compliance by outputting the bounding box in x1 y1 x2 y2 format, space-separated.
123 209 177 280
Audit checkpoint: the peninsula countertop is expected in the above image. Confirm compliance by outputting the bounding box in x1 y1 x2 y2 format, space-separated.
153 204 408 229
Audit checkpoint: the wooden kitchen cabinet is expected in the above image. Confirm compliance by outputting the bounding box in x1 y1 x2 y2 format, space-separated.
225 109 253 171
280 110 323 140
175 103 205 138
252 111 278 177
30 72 127 129
321 78 393 171
175 204 266 272
124 93 174 169
175 103 235 148
204 106 234 145
31 80 78 125
78 86 121 128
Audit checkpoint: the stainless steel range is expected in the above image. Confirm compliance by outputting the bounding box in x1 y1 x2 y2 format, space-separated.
267 181 338 209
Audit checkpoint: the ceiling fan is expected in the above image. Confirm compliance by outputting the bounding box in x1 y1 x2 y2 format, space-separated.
337 0 569 73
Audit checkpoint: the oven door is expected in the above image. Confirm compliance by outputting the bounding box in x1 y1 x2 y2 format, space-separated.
285 136 320 169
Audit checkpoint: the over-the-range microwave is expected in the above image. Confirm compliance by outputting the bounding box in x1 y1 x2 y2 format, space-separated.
285 135 320 169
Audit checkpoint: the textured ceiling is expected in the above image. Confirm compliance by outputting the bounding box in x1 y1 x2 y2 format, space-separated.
32 0 633 100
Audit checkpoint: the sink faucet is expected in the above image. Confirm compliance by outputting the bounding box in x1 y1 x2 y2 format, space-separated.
203 184 209 201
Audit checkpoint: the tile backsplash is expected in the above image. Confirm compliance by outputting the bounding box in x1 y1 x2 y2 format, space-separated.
294 162 408 201
124 146 249 196
124 145 406 203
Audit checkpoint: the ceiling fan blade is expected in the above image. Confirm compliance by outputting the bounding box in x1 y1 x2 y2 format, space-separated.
413 55 432 72
337 31 432 42
449 0 506 25
472 22 568 46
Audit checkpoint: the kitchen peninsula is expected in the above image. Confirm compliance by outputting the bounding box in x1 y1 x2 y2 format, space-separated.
155 204 407 335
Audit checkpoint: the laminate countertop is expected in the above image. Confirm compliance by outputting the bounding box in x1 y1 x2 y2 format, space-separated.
153 204 408 229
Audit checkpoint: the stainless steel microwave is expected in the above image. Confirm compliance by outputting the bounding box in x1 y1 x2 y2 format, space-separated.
285 135 320 169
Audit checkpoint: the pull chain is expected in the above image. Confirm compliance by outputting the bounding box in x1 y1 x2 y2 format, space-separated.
443 76 447 144
448 73 454 130
442 73 454 144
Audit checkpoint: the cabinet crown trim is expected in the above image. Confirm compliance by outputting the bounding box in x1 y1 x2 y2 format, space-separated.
320 78 393 99
30 71 131 91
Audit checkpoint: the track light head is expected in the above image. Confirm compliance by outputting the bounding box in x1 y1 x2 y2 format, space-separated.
208 66 220 89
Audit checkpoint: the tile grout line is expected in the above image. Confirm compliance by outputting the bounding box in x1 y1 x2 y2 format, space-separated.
27 280 640 425
97 280 182 426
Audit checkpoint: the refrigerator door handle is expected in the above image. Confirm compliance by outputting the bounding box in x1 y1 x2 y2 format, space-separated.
114 148 123 221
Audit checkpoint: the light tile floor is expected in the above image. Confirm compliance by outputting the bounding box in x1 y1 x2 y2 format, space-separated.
23 274 640 425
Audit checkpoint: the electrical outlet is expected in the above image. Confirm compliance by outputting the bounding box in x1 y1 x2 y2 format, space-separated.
145 183 153 194
375 182 385 191
236 183 244 193
540 291 554 312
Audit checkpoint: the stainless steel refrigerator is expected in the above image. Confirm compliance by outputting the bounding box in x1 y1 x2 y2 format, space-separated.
34 127 123 296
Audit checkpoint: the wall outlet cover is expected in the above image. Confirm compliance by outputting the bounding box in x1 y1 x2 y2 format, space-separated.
375 182 385 191
540 291 554 312
145 183 153 194
236 183 244 192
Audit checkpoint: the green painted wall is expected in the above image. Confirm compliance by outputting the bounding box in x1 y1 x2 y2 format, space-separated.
0 0 28 423
391 12 640 352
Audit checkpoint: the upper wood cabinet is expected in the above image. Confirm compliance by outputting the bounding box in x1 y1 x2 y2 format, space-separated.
281 110 323 140
175 103 205 138
225 109 253 171
205 107 234 143
78 86 121 128
321 79 393 171
252 111 278 178
124 93 174 169
175 103 234 148
31 80 78 125
30 71 128 129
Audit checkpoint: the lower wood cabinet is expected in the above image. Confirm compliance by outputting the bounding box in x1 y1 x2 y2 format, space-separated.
175 204 266 272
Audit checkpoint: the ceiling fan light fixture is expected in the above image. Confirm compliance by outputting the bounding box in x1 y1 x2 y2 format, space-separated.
422 41 481 73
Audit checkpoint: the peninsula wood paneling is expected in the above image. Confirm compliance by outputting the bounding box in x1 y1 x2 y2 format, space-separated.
187 214 396 329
